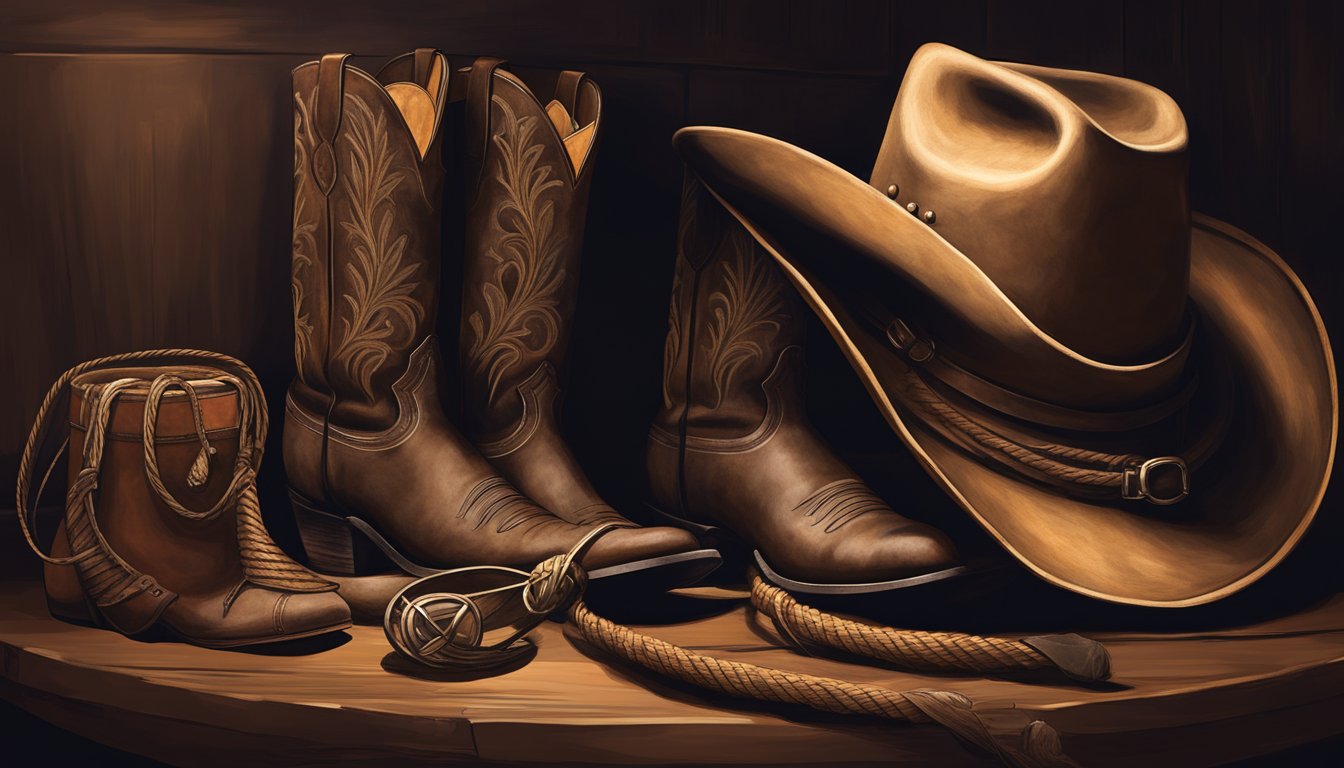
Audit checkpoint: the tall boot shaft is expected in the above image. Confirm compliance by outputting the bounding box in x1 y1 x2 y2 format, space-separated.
451 59 662 532
654 172 808 443
291 51 449 430
459 60 601 443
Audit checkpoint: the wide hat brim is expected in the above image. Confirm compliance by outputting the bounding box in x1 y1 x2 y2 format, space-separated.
675 126 1337 607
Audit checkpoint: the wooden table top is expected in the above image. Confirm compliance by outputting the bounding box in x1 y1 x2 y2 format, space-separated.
2 574 1343 766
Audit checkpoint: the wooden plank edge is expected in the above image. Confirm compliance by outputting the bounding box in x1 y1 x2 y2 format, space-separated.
0 639 478 765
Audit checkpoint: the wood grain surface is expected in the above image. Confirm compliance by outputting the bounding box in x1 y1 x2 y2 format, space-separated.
1 577 1343 766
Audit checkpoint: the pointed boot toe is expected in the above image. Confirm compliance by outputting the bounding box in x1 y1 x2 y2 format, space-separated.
167 586 351 648
581 525 700 570
274 589 354 640
861 521 961 581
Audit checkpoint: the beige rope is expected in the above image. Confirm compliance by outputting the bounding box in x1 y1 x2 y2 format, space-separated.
907 373 1139 490
569 600 932 722
751 574 1052 675
142 373 255 521
566 596 1077 768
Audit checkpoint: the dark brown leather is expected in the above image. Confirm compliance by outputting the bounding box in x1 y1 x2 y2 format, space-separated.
286 52 696 572
457 60 625 527
646 173 959 585
44 368 350 647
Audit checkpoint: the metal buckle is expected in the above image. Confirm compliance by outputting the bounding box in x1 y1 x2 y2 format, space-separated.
885 318 935 363
1121 456 1189 505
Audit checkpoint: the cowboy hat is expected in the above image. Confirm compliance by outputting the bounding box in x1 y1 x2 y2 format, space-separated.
672 43 1336 607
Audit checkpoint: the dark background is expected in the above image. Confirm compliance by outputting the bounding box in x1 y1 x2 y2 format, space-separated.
1 0 1342 594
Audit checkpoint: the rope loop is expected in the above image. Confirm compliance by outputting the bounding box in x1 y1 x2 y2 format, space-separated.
523 553 588 615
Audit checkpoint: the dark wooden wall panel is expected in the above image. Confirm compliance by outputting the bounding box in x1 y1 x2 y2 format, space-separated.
687 70 892 176
0 1 891 75
1282 0 1344 320
985 0 1126 74
0 53 303 476
1 2 1341 573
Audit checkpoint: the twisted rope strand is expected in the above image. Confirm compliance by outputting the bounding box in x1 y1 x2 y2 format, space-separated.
568 600 932 722
751 575 1049 674
907 374 1135 489
567 599 1076 767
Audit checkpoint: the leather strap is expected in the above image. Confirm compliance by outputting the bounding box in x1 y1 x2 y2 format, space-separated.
915 331 1198 433
555 70 586 117
466 56 507 197
97 574 178 636
315 53 349 144
413 47 434 87
312 53 350 195
864 306 1197 433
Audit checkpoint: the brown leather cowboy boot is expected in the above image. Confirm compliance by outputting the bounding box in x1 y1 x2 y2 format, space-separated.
455 58 719 577
457 60 618 524
285 51 696 578
21 354 351 648
646 172 964 594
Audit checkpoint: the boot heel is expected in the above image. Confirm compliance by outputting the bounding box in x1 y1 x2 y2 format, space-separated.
290 490 397 576
643 503 740 548
643 503 749 584
45 592 98 626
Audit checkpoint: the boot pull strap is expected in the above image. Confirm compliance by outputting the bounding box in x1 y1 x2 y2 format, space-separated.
466 56 507 197
413 47 434 88
312 53 350 195
555 70 587 118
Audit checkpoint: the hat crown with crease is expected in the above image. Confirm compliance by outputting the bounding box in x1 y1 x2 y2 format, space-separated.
873 43 1191 367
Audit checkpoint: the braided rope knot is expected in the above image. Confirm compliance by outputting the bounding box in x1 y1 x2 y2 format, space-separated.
524 553 589 615
67 467 100 501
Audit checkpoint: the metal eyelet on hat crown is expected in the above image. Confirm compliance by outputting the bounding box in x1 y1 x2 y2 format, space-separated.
884 182 936 226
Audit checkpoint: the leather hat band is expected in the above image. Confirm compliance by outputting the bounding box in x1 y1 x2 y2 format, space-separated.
864 308 1197 433
860 312 1214 506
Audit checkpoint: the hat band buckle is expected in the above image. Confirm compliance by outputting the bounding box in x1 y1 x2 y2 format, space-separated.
1121 456 1190 506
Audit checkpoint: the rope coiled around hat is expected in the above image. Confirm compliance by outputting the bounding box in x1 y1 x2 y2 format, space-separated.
906 372 1141 491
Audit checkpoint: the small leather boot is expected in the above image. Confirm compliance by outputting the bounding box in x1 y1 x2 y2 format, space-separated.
24 356 351 648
